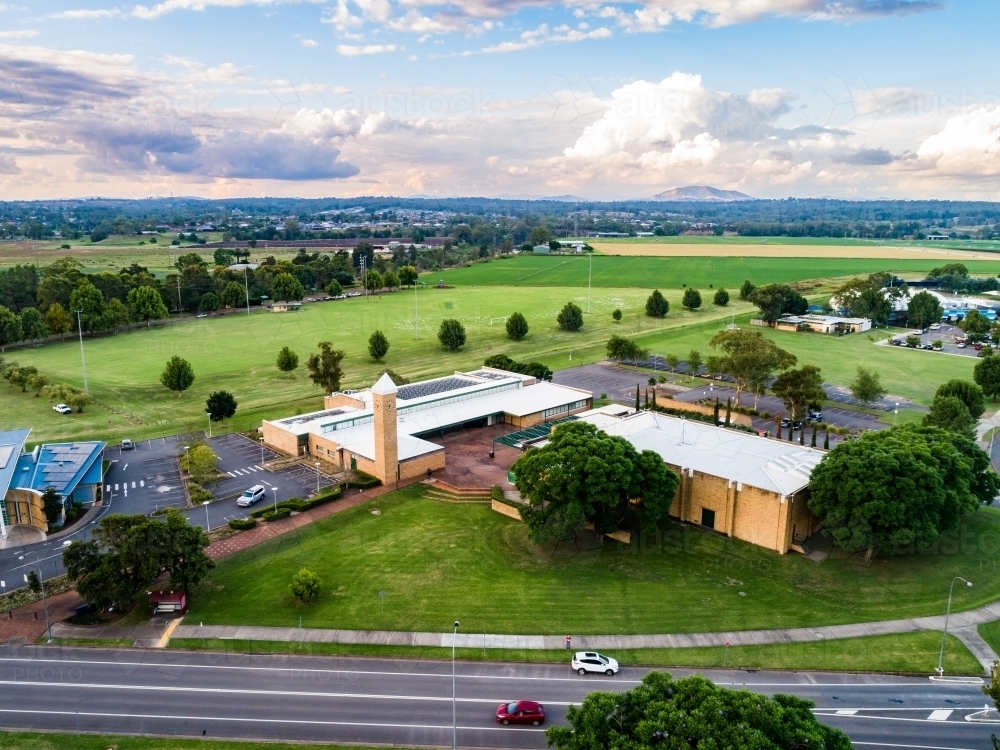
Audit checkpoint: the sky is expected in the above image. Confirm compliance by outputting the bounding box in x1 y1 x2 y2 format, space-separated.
2 0 1000 201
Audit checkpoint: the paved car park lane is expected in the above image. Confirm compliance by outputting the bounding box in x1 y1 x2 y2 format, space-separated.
182 433 333 531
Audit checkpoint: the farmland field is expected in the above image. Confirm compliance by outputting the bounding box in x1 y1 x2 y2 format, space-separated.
437 254 1000 289
1 285 751 445
589 241 1000 260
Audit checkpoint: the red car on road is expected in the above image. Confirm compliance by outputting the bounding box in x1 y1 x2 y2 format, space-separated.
496 700 545 726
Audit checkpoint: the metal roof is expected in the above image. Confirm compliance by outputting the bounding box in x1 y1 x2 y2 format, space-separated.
12 441 105 497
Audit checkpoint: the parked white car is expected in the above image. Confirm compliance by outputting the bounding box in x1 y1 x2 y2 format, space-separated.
571 651 619 676
53 403 72 415
237 485 266 507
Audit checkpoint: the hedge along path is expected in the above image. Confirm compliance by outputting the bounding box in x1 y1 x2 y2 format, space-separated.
206 479 419 559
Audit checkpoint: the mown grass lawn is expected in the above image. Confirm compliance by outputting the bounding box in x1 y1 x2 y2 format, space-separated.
2 286 749 444
0 733 381 750
185 488 1000 636
632 311 981 406
170 631 982 675
436 254 1000 289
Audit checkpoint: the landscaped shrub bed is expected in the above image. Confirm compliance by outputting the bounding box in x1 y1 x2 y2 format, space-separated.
228 517 258 530
347 470 380 489
248 486 343 518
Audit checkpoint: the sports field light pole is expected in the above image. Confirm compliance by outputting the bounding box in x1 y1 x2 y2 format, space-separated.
937 576 972 675
243 266 251 316
74 309 89 393
452 620 460 750
587 253 592 314
414 280 419 340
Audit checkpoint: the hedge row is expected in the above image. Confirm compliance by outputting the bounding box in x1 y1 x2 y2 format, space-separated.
346 470 380 489
228 517 258 531
248 485 343 518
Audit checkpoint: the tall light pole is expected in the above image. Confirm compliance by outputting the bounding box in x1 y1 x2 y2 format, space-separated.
259 437 265 466
206 411 212 438
452 620 460 750
202 500 211 532
74 309 89 393
272 487 278 513
243 265 251 316
414 280 419 340
937 576 972 675
315 461 321 494
20 552 52 643
587 253 592 314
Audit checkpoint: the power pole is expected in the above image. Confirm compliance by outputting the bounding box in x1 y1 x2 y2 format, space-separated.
587 253 592 314
74 309 89 393
414 279 419 340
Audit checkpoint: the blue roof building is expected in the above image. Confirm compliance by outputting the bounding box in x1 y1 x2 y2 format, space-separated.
0 429 105 540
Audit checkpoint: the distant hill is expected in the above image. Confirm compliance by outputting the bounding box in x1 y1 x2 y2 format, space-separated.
650 186 753 202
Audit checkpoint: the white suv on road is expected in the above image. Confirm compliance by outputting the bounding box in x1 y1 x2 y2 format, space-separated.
237 485 266 507
571 651 619 676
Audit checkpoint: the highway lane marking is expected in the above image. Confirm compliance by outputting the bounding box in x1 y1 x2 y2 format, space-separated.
0 708 546 733
821 712 976 725
0 679 576 705
927 710 953 721
0 656 955 688
853 744 981 750
834 709 858 715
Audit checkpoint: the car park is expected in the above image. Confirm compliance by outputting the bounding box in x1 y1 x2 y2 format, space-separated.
53 403 72 414
571 651 619 675
237 485 266 507
495 701 545 726
121 439 134 450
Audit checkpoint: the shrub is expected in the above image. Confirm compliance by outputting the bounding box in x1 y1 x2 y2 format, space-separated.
505 312 529 341
188 482 214 504
290 568 321 603
437 319 467 351
263 508 291 521
491 485 504 501
682 288 702 310
713 288 730 306
645 290 668 318
557 302 584 332
228 517 258 530
368 329 390 361
612 309 622 322
347 470 381 489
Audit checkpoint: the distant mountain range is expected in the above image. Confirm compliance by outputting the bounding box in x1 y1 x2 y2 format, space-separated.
650 186 754 202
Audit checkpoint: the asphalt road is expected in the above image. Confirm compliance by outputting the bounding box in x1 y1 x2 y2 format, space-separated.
0 646 994 749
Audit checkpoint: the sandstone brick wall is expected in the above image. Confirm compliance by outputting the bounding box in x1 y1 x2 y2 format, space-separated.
399 450 446 480
324 393 366 410
4 489 46 531
262 422 300 456
491 498 523 520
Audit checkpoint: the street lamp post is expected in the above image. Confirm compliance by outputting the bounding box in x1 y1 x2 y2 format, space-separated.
74 309 89 393
259 437 265 466
272 487 278 513
206 411 212 438
937 576 973 675
202 501 211 532
21 552 52 643
452 620 460 750
315 461 321 494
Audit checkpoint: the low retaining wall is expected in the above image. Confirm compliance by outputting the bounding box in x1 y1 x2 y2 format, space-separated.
492 499 523 520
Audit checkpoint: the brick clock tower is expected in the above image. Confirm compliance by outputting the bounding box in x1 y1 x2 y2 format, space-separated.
371 372 398 485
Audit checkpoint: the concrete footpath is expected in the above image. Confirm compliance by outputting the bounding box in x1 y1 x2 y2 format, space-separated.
42 598 978 674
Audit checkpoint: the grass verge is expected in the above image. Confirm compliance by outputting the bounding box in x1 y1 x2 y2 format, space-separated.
184 487 1000 636
0 732 383 750
168 631 981 675
38 638 135 648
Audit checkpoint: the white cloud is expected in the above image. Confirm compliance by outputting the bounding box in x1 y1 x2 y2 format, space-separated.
50 8 122 18
479 23 612 53
300 37 319 46
131 0 324 21
337 43 398 55
917 108 1000 176
322 0 364 30
0 154 19 174
0 30 38 39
